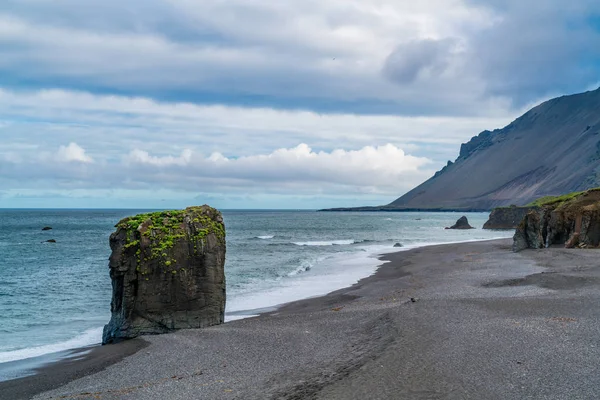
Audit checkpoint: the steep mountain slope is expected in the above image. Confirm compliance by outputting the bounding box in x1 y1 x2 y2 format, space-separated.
388 88 600 210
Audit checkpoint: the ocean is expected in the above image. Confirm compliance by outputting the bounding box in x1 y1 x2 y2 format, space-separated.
0 209 511 371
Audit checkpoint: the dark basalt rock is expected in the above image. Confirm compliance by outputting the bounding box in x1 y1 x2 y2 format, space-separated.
102 205 226 344
393 243 404 248
513 189 600 252
42 226 52 231
513 211 544 252
446 216 475 230
483 206 536 229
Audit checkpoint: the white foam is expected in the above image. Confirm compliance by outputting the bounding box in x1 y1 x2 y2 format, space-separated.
226 236 512 317
226 246 386 314
287 261 313 277
0 327 103 364
292 240 355 246
256 235 274 239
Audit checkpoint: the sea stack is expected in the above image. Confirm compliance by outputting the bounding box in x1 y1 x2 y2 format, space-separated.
102 205 226 344
446 216 475 230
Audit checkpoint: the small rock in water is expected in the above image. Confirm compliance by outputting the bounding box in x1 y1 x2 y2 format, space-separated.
393 243 404 248
42 226 52 231
45 239 57 243
445 216 475 230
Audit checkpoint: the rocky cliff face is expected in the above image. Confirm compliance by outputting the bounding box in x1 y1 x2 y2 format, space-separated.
483 206 535 229
513 189 600 252
102 206 226 344
387 88 600 210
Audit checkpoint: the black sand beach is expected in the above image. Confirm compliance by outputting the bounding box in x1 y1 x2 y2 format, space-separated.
3 238 600 400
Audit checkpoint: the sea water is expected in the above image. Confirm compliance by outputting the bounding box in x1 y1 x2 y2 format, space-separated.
0 210 511 368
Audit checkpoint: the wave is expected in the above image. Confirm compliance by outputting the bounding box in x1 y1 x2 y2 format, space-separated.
352 239 382 245
287 262 313 276
292 240 356 246
290 239 397 247
0 327 103 364
256 235 275 240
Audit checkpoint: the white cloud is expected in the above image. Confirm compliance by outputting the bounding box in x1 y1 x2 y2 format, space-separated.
0 87 518 164
126 143 431 191
2 142 433 197
128 148 192 166
56 142 94 163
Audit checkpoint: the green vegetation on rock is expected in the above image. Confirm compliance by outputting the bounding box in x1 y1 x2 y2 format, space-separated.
525 188 600 208
114 206 225 273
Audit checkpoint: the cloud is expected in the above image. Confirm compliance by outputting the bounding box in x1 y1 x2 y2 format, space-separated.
56 142 94 163
466 0 600 104
126 143 431 189
0 0 549 115
0 0 596 115
2 142 433 196
0 87 517 165
128 149 192 167
383 39 458 84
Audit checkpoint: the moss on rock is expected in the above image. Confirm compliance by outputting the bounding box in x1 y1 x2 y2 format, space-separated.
114 205 225 273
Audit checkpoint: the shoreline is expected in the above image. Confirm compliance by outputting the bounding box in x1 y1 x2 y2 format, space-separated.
1 238 508 399
9 237 600 399
0 236 509 372
0 340 147 400
0 237 509 379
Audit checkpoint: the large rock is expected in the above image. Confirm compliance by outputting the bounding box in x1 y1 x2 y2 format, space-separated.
512 189 600 252
102 205 226 344
446 216 475 230
483 206 536 229
512 210 544 252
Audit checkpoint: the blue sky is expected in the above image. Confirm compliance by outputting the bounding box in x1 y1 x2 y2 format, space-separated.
1 0 599 209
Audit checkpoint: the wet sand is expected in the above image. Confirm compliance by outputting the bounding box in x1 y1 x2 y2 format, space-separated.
3 238 600 399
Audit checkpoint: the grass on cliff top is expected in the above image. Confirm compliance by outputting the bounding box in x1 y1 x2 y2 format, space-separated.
525 187 600 207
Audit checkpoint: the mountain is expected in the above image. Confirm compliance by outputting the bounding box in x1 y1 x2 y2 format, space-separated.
326 87 600 212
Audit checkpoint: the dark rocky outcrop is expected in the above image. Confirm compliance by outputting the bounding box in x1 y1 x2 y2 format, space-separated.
393 243 403 248
446 216 474 230
483 206 536 229
512 211 544 251
513 189 600 252
42 226 52 231
102 205 226 344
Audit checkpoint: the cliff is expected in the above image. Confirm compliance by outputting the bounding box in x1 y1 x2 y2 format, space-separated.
102 205 226 344
513 188 600 251
483 206 536 229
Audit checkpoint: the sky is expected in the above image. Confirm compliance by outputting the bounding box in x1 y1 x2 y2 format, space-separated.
1 0 600 209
